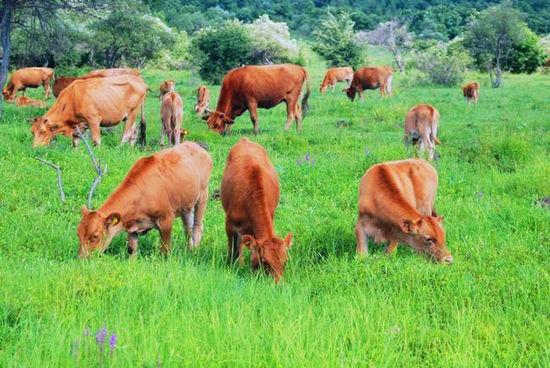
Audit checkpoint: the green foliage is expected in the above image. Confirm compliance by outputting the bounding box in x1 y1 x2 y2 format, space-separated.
312 11 364 68
410 41 472 86
508 29 546 74
245 15 300 65
190 20 251 84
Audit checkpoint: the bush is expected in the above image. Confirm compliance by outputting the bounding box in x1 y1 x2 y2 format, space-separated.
312 11 364 68
245 15 299 64
190 20 251 84
410 40 471 86
508 29 546 74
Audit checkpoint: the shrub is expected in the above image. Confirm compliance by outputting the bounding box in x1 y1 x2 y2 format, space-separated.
190 20 251 84
507 29 546 74
245 15 299 64
410 40 471 86
312 11 364 68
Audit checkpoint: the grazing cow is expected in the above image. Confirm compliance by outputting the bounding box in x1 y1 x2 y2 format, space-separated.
221 138 293 282
403 104 441 160
355 159 452 264
3 67 54 100
462 82 480 104
320 66 353 93
194 85 210 116
31 75 147 147
159 80 175 98
206 64 310 135
345 66 393 101
160 91 184 146
82 68 140 79
77 142 212 258
53 77 80 98
15 96 47 108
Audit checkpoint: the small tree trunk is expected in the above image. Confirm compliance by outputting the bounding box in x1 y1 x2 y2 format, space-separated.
394 51 405 72
0 0 14 121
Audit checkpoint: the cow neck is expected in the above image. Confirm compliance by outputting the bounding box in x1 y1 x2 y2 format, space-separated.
248 174 276 243
97 187 135 221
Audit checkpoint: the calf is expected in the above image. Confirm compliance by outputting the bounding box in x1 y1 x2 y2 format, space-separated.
15 96 46 108
221 138 292 282
195 85 210 116
159 80 175 98
403 104 441 160
355 159 452 264
320 67 353 93
160 91 184 146
345 66 393 101
462 82 479 104
77 142 212 258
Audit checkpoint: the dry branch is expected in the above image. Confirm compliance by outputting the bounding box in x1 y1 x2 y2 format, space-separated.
34 157 66 203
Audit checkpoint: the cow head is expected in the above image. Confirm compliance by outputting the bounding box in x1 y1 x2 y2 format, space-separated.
2 89 12 101
241 232 293 282
320 84 328 94
206 111 234 134
77 206 122 258
344 87 356 101
400 215 452 264
31 117 70 147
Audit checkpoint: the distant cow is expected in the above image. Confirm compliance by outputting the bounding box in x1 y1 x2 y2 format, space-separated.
31 75 148 147
160 91 184 146
159 80 175 98
3 67 54 100
53 77 80 98
195 85 210 116
320 66 353 93
404 104 441 160
462 82 480 104
77 142 212 258
15 96 47 108
82 68 140 79
355 159 452 264
206 64 310 135
345 66 393 101
221 138 293 282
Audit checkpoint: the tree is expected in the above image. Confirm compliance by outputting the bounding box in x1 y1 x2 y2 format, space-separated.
245 15 299 65
312 11 364 68
190 20 251 84
0 0 103 120
464 3 529 88
362 20 413 72
90 3 175 68
507 29 546 74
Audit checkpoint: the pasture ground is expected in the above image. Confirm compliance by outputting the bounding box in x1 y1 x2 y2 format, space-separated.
0 51 548 366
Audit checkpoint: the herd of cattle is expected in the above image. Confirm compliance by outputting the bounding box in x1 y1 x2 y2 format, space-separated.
3 63 481 281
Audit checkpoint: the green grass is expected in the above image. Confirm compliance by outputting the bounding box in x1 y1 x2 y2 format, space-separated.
0 52 549 366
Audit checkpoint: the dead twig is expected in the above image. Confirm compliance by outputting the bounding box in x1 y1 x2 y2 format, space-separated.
34 157 66 203
74 126 108 209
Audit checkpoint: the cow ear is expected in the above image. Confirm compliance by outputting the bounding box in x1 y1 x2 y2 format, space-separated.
284 232 293 248
105 212 121 228
241 234 257 250
81 205 90 216
401 218 422 234
435 216 444 223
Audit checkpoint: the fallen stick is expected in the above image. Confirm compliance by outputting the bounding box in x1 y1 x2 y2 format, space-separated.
74 126 107 209
34 157 66 203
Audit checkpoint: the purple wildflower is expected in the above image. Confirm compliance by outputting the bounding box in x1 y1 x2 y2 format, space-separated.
109 334 117 350
95 327 107 345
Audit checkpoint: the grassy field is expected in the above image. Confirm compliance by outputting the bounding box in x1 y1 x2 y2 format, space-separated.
0 50 549 367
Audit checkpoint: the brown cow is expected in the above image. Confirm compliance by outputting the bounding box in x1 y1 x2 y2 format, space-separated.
221 138 293 282
159 80 175 98
31 75 147 147
345 66 393 101
194 85 210 116
206 64 310 135
3 67 54 100
320 66 353 93
77 142 212 258
15 96 47 108
160 91 184 146
82 68 140 79
462 82 480 104
403 104 441 160
355 159 452 264
53 77 80 98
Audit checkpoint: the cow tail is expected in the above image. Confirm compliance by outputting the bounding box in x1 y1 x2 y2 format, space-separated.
301 70 311 118
432 110 441 145
138 98 147 146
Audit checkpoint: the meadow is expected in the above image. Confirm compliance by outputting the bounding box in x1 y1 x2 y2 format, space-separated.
0 51 549 367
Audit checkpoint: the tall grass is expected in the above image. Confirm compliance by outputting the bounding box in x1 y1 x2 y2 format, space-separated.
0 52 548 366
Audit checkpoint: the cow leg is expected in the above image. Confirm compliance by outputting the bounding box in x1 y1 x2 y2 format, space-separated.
191 190 208 248
386 241 398 255
181 210 194 248
250 250 260 270
158 217 174 255
87 119 102 146
359 90 365 102
128 233 139 257
121 108 139 145
284 101 295 131
226 222 241 264
355 220 368 255
294 101 303 132
159 117 166 146
248 102 259 135
43 81 51 99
